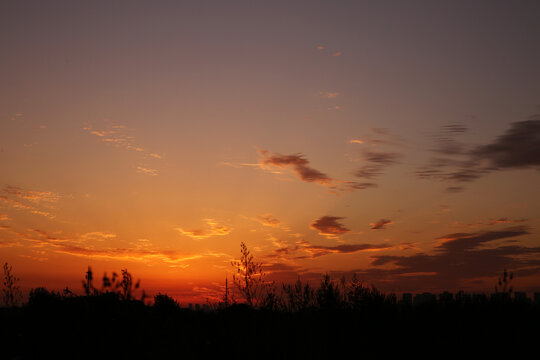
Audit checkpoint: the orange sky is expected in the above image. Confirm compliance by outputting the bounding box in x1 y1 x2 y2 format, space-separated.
2 0 540 303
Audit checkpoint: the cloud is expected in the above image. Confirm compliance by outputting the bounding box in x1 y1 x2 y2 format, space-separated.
321 92 340 99
349 139 364 144
473 116 540 168
338 181 378 191
453 218 528 229
259 150 332 185
296 240 392 258
8 227 223 265
176 219 233 240
0 185 60 219
365 226 540 290
84 122 163 174
332 52 343 57
370 219 393 230
234 149 378 193
0 214 9 221
136 166 158 176
316 45 325 51
253 214 281 227
355 151 400 179
80 232 117 242
310 216 350 238
418 116 540 190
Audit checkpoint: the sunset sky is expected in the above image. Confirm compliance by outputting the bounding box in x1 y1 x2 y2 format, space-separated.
2 0 540 302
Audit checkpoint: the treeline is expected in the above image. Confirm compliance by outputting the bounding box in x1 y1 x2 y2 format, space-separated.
1 244 540 358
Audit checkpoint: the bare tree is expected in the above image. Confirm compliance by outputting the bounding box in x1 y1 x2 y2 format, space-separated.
2 262 22 307
231 242 265 307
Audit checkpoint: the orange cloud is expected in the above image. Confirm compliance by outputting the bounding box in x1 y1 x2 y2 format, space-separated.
332 51 342 57
84 123 163 174
0 186 60 219
136 166 158 176
253 214 281 227
176 219 233 240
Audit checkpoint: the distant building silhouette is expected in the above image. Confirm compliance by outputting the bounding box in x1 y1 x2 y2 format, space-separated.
401 293 412 304
413 293 435 305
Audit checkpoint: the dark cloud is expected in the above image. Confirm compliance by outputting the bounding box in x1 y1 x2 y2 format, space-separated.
364 226 540 290
431 123 469 155
260 151 331 184
310 216 350 237
370 219 393 230
255 149 378 192
339 181 378 191
419 116 540 190
472 117 540 169
296 240 392 258
355 151 400 179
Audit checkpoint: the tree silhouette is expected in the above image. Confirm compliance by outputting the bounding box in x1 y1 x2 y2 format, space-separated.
230 242 265 307
2 262 22 307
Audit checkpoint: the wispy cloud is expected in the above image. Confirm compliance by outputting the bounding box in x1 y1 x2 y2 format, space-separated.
310 216 350 238
320 92 340 99
349 129 403 185
80 232 117 242
253 214 281 227
452 218 528 229
332 51 343 57
176 219 233 240
136 166 158 176
0 185 60 219
354 151 400 179
84 122 163 175
418 115 540 191
316 45 325 51
8 227 223 266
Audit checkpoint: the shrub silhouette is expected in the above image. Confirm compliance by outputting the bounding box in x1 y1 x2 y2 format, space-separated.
2 262 22 307
154 293 180 312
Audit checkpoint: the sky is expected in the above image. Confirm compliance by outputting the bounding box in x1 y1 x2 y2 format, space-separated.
1 0 540 302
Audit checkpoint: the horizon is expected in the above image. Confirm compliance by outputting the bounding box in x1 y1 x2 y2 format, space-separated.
2 0 540 304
